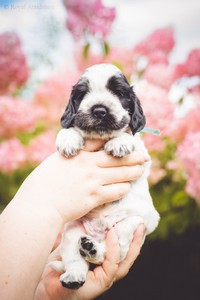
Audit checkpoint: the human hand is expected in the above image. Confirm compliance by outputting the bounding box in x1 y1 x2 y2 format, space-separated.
15 139 148 224
34 224 145 300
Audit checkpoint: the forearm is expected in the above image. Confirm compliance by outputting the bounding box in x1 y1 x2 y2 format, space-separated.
0 195 63 300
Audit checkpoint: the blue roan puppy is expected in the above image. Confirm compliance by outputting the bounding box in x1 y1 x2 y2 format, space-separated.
51 64 160 289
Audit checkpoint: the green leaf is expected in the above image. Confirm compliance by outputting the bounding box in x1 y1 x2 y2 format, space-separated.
83 43 90 59
102 41 110 56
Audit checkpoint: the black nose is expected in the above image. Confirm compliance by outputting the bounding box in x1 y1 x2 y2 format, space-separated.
92 106 107 118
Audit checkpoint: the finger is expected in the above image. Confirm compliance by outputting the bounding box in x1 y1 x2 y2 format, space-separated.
83 139 105 152
93 227 120 290
115 224 145 280
98 182 131 204
102 227 120 274
99 165 144 185
97 150 149 168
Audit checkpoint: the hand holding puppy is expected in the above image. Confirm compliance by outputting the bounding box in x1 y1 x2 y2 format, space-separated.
35 225 145 300
15 139 147 223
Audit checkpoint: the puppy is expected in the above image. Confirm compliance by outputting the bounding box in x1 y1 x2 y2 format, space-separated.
51 64 160 289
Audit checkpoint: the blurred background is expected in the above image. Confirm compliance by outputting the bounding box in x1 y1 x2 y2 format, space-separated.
0 0 200 299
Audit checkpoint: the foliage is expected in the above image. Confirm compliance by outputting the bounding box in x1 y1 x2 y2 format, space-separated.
0 2 200 239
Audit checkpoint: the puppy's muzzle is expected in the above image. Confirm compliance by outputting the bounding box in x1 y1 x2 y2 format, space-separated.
92 106 107 119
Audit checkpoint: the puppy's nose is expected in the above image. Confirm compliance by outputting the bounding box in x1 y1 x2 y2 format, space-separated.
92 106 107 118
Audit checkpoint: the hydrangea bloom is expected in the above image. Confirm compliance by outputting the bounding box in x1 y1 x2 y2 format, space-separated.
76 46 135 78
0 138 27 173
63 0 116 40
184 49 200 77
0 32 29 95
168 49 200 81
33 71 81 123
177 131 200 203
144 64 175 89
135 80 175 152
171 104 200 142
27 130 57 165
134 27 175 56
0 96 43 138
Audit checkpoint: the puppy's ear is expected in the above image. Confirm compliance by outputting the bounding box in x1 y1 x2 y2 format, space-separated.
61 78 90 128
129 90 146 135
61 94 76 128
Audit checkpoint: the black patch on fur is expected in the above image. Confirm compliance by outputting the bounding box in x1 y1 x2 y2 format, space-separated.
74 110 129 136
61 78 90 128
106 74 146 134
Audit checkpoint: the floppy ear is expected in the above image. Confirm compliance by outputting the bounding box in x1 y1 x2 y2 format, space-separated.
129 91 146 135
61 78 90 128
61 94 76 128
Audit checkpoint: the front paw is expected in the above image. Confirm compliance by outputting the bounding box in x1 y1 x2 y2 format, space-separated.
104 135 135 157
56 128 84 157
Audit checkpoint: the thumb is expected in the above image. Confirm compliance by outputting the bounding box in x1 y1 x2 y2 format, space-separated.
83 139 105 152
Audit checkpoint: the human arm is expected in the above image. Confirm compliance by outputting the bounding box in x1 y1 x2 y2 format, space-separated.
0 140 147 300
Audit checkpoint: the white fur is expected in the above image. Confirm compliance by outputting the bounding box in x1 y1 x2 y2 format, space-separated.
52 64 160 289
56 128 84 157
79 90 129 124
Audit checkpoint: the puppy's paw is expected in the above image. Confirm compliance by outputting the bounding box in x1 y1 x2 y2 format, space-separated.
104 135 135 157
79 236 105 264
60 271 86 289
56 128 84 157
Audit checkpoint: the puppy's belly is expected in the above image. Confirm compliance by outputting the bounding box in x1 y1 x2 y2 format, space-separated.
81 183 159 242
81 204 145 243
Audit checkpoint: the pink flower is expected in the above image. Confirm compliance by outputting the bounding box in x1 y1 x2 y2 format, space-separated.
148 158 166 185
105 47 135 79
75 49 104 72
63 0 116 40
135 81 175 152
134 27 175 56
177 131 200 203
33 70 81 123
27 130 57 165
171 49 200 80
76 47 135 78
184 49 200 77
172 104 200 142
144 64 175 89
147 51 169 65
0 96 43 138
0 32 29 95
0 138 27 173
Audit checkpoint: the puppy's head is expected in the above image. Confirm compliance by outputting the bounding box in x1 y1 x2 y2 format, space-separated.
61 64 146 138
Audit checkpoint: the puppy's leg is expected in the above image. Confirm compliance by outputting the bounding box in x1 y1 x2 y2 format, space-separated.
104 132 135 157
52 221 89 289
56 128 84 157
79 235 106 264
115 216 145 261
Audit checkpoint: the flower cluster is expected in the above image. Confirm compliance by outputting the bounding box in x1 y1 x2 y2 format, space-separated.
177 131 200 202
0 32 29 95
63 0 116 41
0 96 43 138
0 20 200 238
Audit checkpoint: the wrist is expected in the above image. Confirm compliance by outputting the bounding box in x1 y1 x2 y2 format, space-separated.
14 172 69 225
